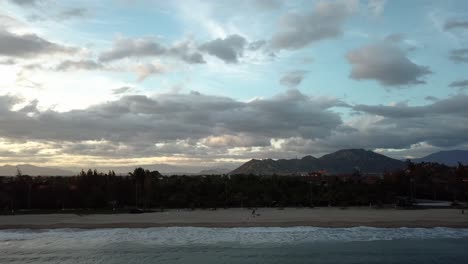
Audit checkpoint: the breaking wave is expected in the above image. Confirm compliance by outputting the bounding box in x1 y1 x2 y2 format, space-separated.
1 226 468 249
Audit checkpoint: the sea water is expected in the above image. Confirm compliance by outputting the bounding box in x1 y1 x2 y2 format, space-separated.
1 227 468 264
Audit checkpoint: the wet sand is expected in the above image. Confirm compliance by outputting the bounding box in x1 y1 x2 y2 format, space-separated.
1 207 467 229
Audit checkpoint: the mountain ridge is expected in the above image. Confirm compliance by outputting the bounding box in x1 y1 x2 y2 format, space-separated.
0 164 74 176
229 149 406 175
412 150 468 166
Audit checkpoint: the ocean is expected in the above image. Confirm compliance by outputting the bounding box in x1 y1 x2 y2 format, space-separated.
1 227 468 264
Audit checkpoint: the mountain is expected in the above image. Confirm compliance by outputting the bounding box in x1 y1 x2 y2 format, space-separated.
229 149 405 175
317 149 405 174
86 163 240 176
413 150 468 166
0 164 74 176
197 168 232 175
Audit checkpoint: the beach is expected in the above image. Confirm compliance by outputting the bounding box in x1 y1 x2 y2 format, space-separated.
1 207 467 229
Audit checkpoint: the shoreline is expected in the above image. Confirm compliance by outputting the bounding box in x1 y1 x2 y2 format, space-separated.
1 208 467 230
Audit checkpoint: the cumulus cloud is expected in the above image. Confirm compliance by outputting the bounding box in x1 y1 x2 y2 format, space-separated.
449 49 468 63
1 91 468 161
368 0 386 16
0 29 75 58
135 63 166 81
112 86 132 95
9 0 41 5
271 0 358 50
99 37 165 62
167 41 206 64
99 37 205 64
56 7 88 21
348 95 468 148
444 20 468 31
248 40 267 51
353 95 468 118
280 95 468 156
449 79 468 90
279 70 308 88
0 90 344 157
346 42 432 86
253 0 282 10
55 59 105 71
385 33 405 43
199 34 247 63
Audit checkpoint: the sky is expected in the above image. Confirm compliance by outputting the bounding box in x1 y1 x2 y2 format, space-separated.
0 0 468 169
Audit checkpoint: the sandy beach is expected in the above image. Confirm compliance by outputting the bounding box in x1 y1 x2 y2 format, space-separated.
0 208 467 229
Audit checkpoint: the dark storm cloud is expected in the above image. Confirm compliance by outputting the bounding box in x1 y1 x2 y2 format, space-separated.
444 20 468 31
270 0 356 50
199 34 247 63
449 49 468 63
346 42 432 86
279 70 308 88
0 29 75 58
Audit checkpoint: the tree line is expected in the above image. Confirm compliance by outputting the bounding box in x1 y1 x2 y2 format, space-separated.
0 162 467 213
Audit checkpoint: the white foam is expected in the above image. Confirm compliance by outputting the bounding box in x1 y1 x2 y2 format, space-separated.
1 227 468 249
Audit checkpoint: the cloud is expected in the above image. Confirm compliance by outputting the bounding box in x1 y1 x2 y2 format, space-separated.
56 7 88 21
55 60 105 71
424 96 438 101
368 0 386 16
167 41 206 64
9 0 41 5
99 37 165 62
385 33 405 43
199 34 247 63
253 0 282 10
346 42 432 86
135 63 166 81
449 49 468 63
271 0 358 50
279 70 308 88
353 95 468 118
0 59 16 65
0 29 75 58
444 20 468 31
1 92 468 161
99 37 205 64
0 90 344 158
248 40 267 51
449 79 468 90
112 86 132 95
346 95 468 148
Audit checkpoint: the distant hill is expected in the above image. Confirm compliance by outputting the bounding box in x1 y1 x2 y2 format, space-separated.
229 149 405 175
197 168 232 175
86 164 240 176
0 164 74 176
413 150 468 166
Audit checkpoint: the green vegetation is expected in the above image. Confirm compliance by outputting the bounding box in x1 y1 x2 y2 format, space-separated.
0 162 467 213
